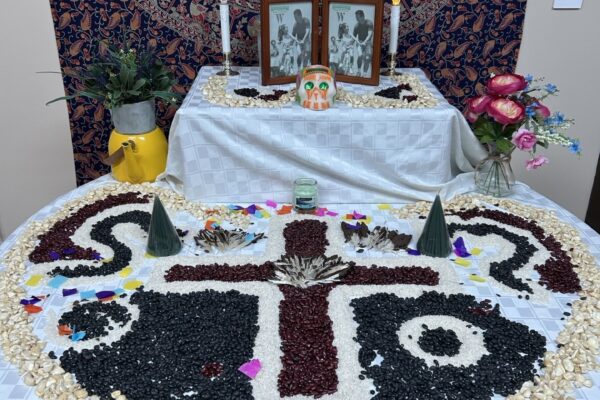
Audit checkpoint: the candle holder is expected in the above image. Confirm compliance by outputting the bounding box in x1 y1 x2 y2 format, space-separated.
381 53 397 77
216 52 239 77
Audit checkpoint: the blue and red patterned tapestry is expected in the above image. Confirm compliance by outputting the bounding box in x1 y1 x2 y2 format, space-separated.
49 0 528 185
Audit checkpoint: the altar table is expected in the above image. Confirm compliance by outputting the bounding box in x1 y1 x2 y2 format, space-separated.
160 67 487 204
0 176 599 400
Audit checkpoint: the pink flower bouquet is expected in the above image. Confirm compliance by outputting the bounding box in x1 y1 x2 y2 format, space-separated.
465 73 580 196
466 73 580 168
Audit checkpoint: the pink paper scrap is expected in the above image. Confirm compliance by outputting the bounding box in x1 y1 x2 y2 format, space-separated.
352 210 366 220
315 208 327 217
238 359 261 379
326 211 338 216
266 200 278 208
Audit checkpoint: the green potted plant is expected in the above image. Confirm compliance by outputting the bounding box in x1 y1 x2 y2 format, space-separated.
48 42 182 183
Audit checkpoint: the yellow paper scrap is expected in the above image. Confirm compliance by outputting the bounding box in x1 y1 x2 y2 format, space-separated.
144 253 156 259
377 204 392 210
454 258 471 267
470 248 482 256
118 266 133 278
261 210 271 218
102 257 114 264
468 274 487 283
25 274 43 287
123 280 143 290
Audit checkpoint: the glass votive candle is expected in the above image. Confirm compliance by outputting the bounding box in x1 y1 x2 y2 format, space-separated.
293 178 318 213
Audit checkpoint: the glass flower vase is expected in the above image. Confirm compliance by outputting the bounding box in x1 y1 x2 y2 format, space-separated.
475 153 515 197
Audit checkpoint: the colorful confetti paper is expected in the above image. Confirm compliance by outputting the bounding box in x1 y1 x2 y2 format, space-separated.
58 324 72 336
123 280 143 290
20 296 41 305
245 233 255 242
205 220 219 230
144 253 156 259
71 331 86 342
326 211 338 217
407 248 421 256
377 204 392 210
453 237 471 258
49 251 60 261
228 204 243 210
470 248 483 256
315 208 327 217
48 275 68 289
246 204 257 215
260 210 271 218
25 274 43 287
62 288 78 296
63 248 76 255
118 266 133 278
266 200 278 208
468 274 487 283
114 288 126 296
23 304 43 314
79 290 96 300
454 258 471 267
353 211 366 220
96 291 115 300
102 257 114 263
238 359 261 379
277 205 293 215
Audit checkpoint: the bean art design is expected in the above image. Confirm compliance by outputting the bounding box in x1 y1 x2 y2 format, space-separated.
2 183 598 399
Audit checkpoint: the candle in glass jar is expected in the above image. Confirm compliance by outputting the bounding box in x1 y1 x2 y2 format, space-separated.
389 0 401 54
293 178 318 212
220 0 231 54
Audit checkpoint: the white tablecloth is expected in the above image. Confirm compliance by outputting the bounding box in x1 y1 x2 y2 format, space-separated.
160 67 487 204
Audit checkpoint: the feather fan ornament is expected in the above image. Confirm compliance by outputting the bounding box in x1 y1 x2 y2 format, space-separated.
194 227 265 253
341 222 412 252
270 255 354 288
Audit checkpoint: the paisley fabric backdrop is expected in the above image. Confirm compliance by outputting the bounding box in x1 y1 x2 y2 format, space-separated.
49 0 528 185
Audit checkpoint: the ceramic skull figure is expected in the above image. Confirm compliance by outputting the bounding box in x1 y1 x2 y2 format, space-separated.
296 65 336 111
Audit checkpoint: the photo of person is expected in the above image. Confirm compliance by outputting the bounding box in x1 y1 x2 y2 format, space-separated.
328 3 375 79
268 2 313 78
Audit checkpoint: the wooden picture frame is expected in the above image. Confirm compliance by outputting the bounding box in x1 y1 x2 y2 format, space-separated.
260 0 319 85
321 0 382 85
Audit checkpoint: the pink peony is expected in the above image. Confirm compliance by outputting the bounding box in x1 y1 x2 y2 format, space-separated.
535 102 551 118
465 110 480 123
487 73 528 96
467 95 493 114
525 155 549 170
486 98 526 125
512 128 537 151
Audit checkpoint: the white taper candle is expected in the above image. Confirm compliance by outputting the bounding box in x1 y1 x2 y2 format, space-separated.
220 0 231 53
390 2 400 54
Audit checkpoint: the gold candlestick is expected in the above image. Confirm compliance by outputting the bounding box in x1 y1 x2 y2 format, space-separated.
381 53 397 77
216 52 239 76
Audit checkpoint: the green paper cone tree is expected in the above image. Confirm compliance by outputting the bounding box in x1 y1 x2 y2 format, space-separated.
417 195 452 258
146 196 182 257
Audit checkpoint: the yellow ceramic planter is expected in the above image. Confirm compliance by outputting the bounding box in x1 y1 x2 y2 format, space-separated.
107 126 168 183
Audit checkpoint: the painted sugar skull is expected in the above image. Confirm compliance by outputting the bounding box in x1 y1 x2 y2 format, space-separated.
296 65 336 111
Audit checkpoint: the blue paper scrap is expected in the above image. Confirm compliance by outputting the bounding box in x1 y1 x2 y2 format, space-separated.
48 275 68 289
71 331 86 342
62 288 78 296
79 290 96 300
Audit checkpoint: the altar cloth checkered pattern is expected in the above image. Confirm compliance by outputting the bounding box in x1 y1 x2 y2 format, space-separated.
160 67 487 204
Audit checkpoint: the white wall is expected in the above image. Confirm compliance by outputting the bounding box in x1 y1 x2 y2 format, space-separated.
0 1 597 241
515 0 600 219
0 0 76 241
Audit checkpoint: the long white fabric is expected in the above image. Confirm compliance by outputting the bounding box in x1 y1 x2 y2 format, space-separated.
160 67 487 204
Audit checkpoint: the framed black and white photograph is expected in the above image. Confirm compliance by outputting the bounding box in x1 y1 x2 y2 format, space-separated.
260 0 319 85
321 0 382 85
